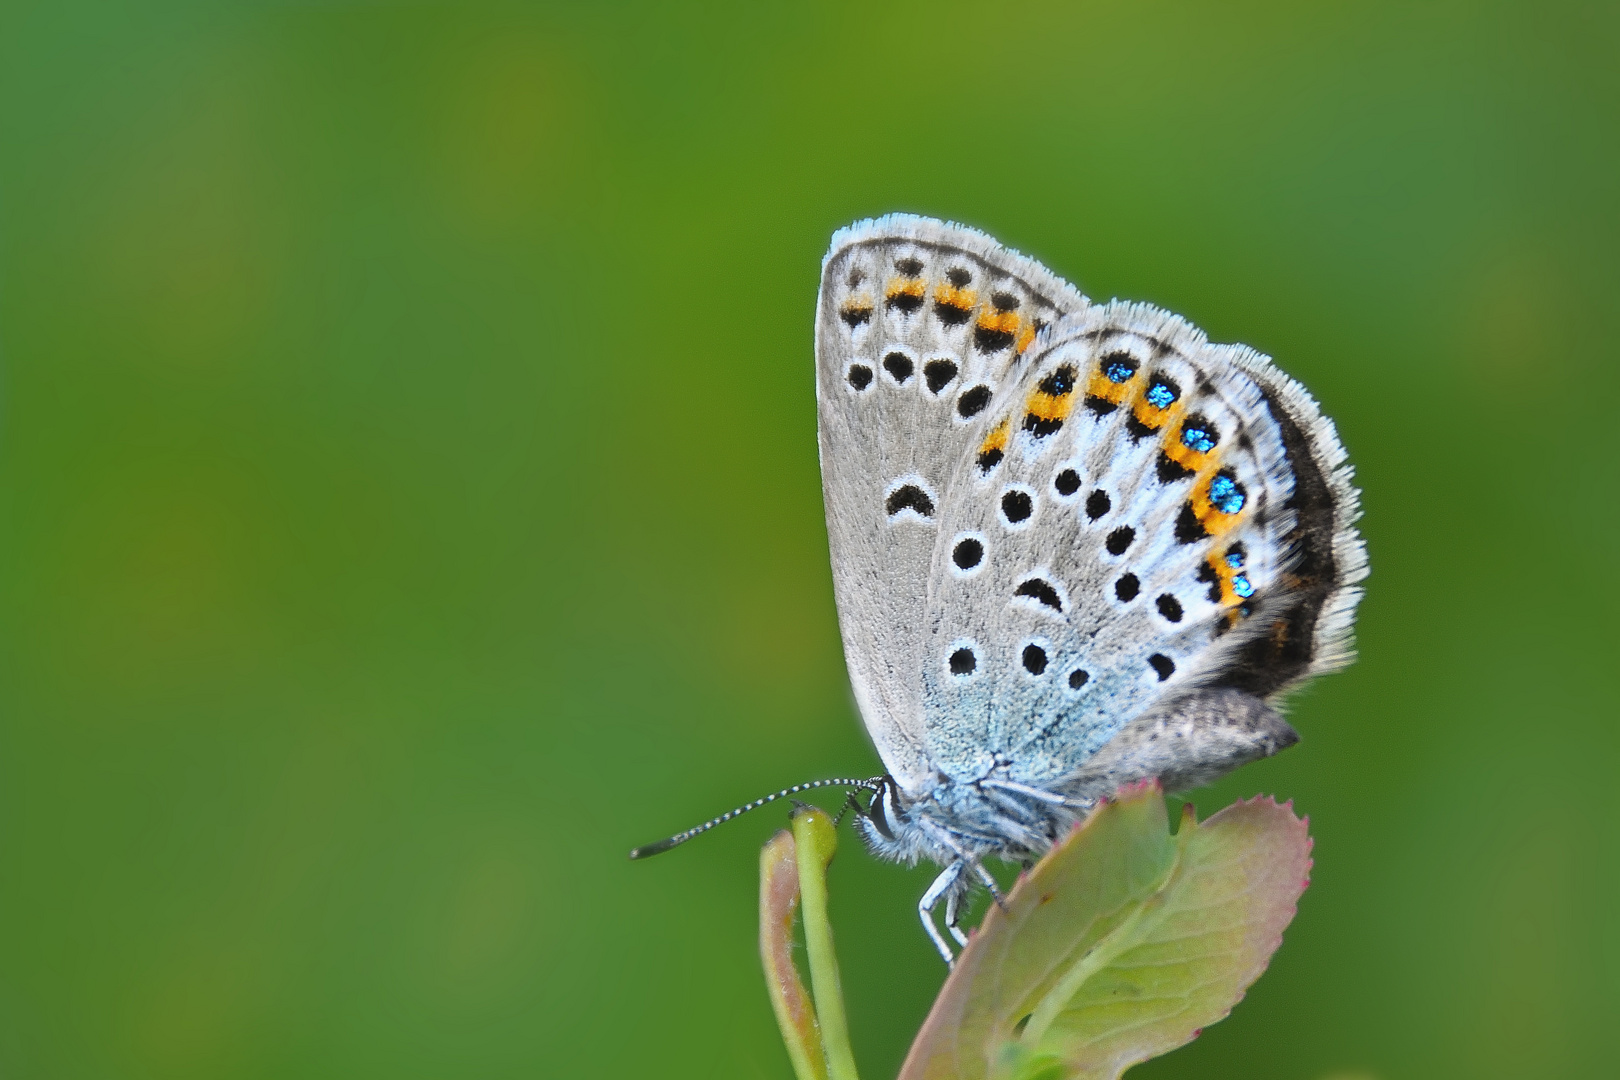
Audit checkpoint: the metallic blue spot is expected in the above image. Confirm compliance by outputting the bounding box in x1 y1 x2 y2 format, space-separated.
1208 474 1245 514
1225 550 1245 569
1232 574 1255 598
1105 360 1134 383
1145 381 1177 409
1182 425 1216 453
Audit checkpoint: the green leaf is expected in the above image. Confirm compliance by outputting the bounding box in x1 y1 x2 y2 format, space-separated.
898 782 1311 1080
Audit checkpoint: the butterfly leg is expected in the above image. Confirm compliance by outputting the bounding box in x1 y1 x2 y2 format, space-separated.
969 858 1005 908
944 888 970 948
918 861 965 965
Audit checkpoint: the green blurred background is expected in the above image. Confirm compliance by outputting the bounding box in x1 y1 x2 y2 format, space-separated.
2 1 1616 1077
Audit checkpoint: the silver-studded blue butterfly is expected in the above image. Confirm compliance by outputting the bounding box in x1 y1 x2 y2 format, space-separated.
634 215 1366 964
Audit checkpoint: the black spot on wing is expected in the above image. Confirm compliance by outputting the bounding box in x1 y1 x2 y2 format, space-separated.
1105 527 1135 555
924 359 958 393
1021 644 1047 675
957 385 992 418
1175 504 1209 543
847 364 873 391
1024 414 1063 437
1037 366 1075 396
1014 578 1063 612
1001 490 1033 523
1125 414 1159 439
1157 452 1194 483
1177 414 1219 453
1115 574 1140 602
1100 352 1139 382
1149 654 1175 681
885 485 934 518
974 325 1015 353
883 352 914 383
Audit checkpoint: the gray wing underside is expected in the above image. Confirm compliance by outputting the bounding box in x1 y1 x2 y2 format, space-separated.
815 215 1088 792
919 301 1365 792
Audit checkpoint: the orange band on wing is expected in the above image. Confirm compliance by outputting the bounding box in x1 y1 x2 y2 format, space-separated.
979 418 1009 457
976 309 1019 336
885 277 925 308
933 282 977 323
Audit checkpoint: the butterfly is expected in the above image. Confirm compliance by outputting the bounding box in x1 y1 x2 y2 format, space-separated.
634 215 1366 964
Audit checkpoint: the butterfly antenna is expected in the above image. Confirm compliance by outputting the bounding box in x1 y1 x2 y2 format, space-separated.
628 776 884 860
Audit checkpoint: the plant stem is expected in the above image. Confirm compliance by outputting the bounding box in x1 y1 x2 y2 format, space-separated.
793 807 861 1080
760 830 829 1080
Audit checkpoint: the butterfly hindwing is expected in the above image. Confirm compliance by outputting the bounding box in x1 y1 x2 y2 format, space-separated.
920 301 1363 791
816 216 1088 791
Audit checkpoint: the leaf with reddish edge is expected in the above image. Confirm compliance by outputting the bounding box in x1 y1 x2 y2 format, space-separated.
760 829 828 1080
898 781 1312 1080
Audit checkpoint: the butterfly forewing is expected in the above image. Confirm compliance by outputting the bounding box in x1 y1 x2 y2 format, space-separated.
815 216 1087 793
